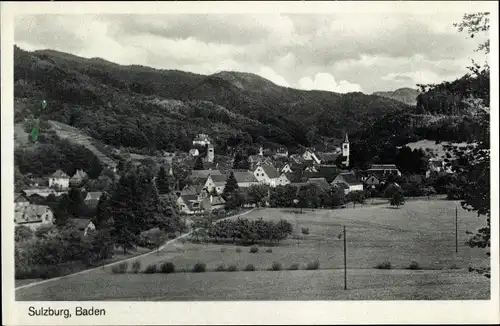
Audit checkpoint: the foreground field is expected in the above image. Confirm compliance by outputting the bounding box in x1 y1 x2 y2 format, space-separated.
16 200 490 300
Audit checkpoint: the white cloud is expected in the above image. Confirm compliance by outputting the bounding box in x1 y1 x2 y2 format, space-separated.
257 67 290 87
298 72 362 93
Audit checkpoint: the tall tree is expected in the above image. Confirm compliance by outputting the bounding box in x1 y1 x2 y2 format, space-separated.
156 166 171 194
95 192 111 229
193 156 204 170
222 172 239 200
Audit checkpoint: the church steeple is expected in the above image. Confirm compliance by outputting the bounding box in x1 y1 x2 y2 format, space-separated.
342 132 350 167
344 132 349 143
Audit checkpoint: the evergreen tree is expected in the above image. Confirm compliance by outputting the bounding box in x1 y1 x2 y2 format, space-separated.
95 192 111 229
193 156 204 170
156 166 171 194
390 191 405 208
222 172 239 200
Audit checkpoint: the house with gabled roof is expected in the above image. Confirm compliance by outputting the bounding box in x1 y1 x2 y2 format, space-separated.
254 164 281 187
204 174 228 194
176 194 203 215
15 192 30 210
306 177 332 190
302 149 322 165
70 169 88 187
14 204 54 230
70 218 96 237
85 191 102 208
366 164 402 179
49 169 70 189
331 171 364 194
233 171 260 188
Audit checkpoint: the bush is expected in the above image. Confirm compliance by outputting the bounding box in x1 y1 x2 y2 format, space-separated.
236 248 242 253
160 262 175 273
144 264 158 274
306 260 320 270
131 260 141 273
243 264 255 271
301 227 310 235
192 262 206 273
376 261 392 269
266 248 273 253
288 263 300 270
215 264 226 272
220 247 226 253
228 264 239 272
269 261 282 271
407 261 420 270
249 246 259 253
117 262 129 273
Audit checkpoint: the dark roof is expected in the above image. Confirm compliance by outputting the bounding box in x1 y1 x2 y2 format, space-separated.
190 169 221 179
233 171 258 184
333 182 349 190
335 172 362 186
181 184 205 195
210 174 228 185
15 193 30 203
260 165 280 179
316 152 340 163
51 169 69 178
180 194 199 202
369 164 399 170
307 177 331 189
70 218 93 230
15 205 51 224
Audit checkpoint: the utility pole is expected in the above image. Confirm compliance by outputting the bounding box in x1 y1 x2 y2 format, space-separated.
455 206 458 253
343 225 347 290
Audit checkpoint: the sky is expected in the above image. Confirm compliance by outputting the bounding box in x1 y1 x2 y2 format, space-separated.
14 13 487 94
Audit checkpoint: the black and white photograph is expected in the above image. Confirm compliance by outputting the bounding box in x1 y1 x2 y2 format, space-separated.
2 1 499 325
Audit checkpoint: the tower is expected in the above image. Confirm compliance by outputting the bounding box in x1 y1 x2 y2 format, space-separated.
259 146 263 156
206 144 215 163
342 132 349 167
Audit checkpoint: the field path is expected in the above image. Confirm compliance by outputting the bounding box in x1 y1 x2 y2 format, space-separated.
15 208 256 292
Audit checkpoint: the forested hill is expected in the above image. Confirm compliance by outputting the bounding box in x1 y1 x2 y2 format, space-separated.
13 46 413 153
372 88 419 106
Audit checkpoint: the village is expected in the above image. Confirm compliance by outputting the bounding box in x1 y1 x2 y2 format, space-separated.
14 131 452 233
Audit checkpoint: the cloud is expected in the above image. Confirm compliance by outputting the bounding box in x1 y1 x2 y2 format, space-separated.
13 13 488 93
298 73 363 93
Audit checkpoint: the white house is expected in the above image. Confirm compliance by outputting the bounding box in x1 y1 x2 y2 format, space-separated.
280 164 293 174
274 147 289 158
302 149 322 165
49 169 70 189
331 172 364 194
254 165 280 187
275 173 291 187
204 174 228 194
14 204 54 230
71 218 96 237
189 148 200 157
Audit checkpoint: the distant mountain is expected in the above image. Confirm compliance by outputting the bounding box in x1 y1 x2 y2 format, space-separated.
373 88 420 106
14 45 413 154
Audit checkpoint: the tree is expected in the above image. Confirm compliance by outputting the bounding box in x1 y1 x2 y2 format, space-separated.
233 151 250 170
193 156 204 170
222 172 239 200
15 225 34 242
156 166 171 194
390 191 405 208
94 192 111 229
346 190 365 208
247 184 269 207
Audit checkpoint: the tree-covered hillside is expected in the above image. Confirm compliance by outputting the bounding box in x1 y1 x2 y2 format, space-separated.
14 46 413 153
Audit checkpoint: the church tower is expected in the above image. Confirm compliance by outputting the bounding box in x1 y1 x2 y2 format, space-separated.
206 144 215 163
342 132 349 167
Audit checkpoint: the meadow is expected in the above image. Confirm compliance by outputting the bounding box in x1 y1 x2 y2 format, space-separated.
16 199 490 300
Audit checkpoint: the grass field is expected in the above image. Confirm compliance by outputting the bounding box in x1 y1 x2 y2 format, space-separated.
16 199 490 300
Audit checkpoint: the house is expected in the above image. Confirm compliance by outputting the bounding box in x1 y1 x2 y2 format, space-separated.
181 184 206 196
302 149 322 165
275 173 291 187
289 154 306 165
248 155 272 170
49 169 70 189
189 169 222 179
233 171 260 188
366 164 402 178
364 174 381 187
14 204 54 230
201 195 226 212
254 165 281 187
176 194 203 215
85 191 102 208
189 148 200 157
14 192 30 210
306 177 331 190
22 187 67 198
70 169 88 187
304 165 341 183
71 218 96 237
274 147 289 158
316 152 340 165
331 172 364 194
204 174 228 194
192 134 211 147
278 163 293 174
